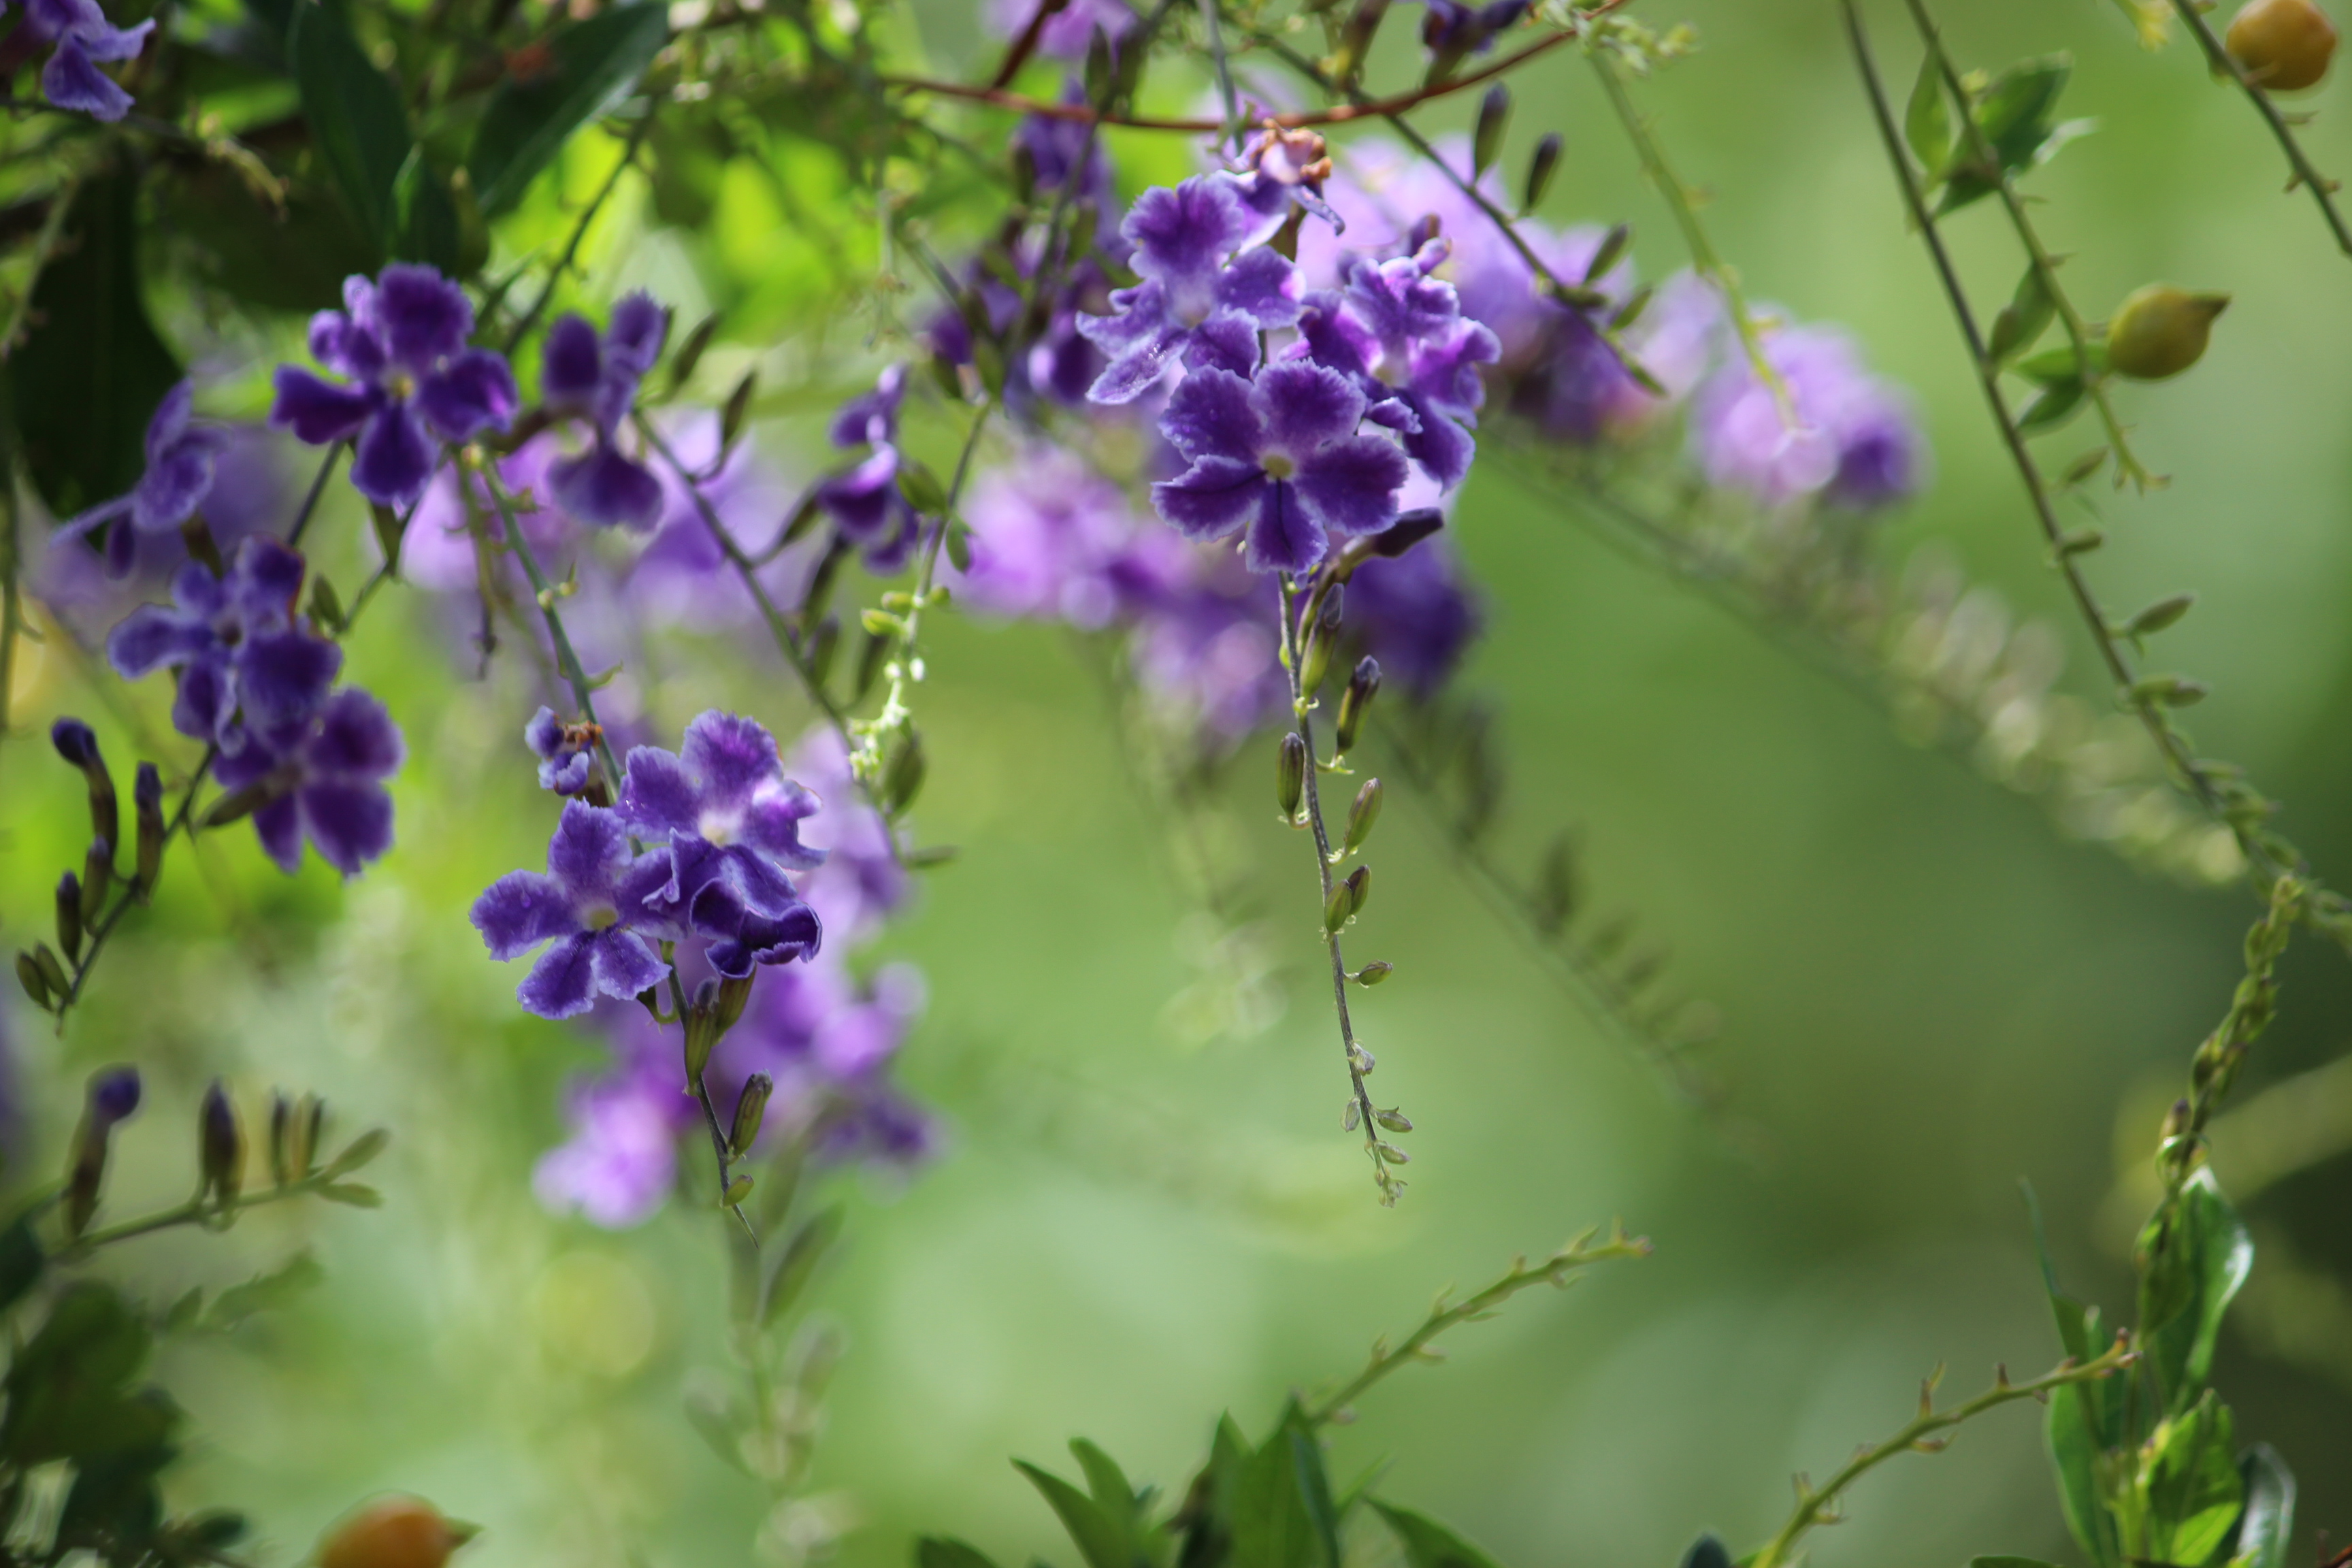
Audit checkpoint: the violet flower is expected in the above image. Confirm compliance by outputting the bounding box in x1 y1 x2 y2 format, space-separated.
815 366 921 570
617 710 825 979
987 0 1136 60
472 800 683 1019
1345 535 1482 698
212 686 405 878
55 382 227 576
1231 125 1340 231
1690 325 1926 510
270 265 519 509
1419 0 1528 62
1153 361 1408 575
1080 176 1303 404
525 706 600 796
541 293 667 529
16 0 152 122
107 536 342 753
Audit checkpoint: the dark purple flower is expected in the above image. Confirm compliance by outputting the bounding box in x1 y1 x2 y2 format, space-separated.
525 706 600 795
472 800 681 1019
212 687 405 877
86 1065 141 1125
1153 361 1408 575
540 293 667 529
54 383 228 576
50 716 99 767
270 265 519 509
16 0 152 121
618 710 825 978
987 0 1135 59
1345 535 1482 698
107 536 341 752
815 366 922 570
1418 0 1527 61
1080 177 1302 404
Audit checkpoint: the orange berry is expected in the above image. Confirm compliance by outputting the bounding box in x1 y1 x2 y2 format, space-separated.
2105 286 2231 381
2226 0 2339 92
316 1497 479 1568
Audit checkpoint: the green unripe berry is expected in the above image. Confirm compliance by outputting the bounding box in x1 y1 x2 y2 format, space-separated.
2104 286 2230 380
2227 0 2339 91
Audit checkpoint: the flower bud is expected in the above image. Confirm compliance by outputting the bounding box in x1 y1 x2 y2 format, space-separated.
1348 1041 1375 1074
683 983 721 1088
200 1079 244 1209
289 1094 325 1182
1343 1100 1361 1132
270 1090 294 1186
1472 85 1511 176
65 1066 142 1239
81 838 111 922
316 1495 480 1568
1368 508 1444 559
31 942 67 1002
2227 0 2338 89
133 764 165 900
1336 0 1388 83
717 974 755 1034
2105 286 2230 380
883 728 928 815
1373 1141 1409 1164
730 1073 774 1159
1373 1107 1413 1133
1344 778 1384 855
722 1174 755 1207
1301 587 1344 694
1277 732 1307 821
1335 657 1381 755
15 951 50 1011
54 872 82 966
1523 131 1563 212
1323 881 1353 934
1345 864 1372 917
1354 961 1394 985
51 719 118 856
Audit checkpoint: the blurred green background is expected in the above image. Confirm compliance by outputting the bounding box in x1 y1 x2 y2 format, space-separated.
7 0 2352 1565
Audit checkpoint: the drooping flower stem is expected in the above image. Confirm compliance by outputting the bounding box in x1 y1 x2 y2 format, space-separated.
2160 0 2352 260
1277 574 1394 1203
480 463 627 789
282 442 346 550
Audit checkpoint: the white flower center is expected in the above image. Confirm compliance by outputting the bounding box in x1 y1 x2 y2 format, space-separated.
699 807 744 847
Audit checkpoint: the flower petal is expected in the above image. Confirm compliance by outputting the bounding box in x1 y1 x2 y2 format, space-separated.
544 800 632 905
606 292 668 377
235 630 342 732
679 709 784 811
371 263 474 372
518 932 604 1018
1254 360 1365 456
105 604 211 679
250 794 305 876
541 315 604 411
1292 434 1407 538
40 35 133 121
297 779 395 875
472 868 578 959
1124 178 1252 291
1212 244 1303 329
548 442 664 530
415 348 519 442
1158 366 1261 464
1151 456 1267 544
617 743 698 836
587 928 669 999
1242 480 1328 575
270 366 376 446
350 403 436 508
305 686 404 778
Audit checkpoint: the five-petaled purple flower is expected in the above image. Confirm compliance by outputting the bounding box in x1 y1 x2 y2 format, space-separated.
270 265 519 509
472 800 681 1019
618 710 824 979
14 0 152 122
212 686 406 877
815 366 922 571
57 382 227 576
107 536 342 753
1079 176 1303 404
1294 240 1499 490
1154 361 1409 576
541 293 667 529
525 706 601 796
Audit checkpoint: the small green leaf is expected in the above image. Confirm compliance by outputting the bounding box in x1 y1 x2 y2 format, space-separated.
1989 267 2056 364
203 1251 325 1331
1228 1408 1334 1568
392 148 465 275
2025 1183 2121 1568
2014 342 2103 385
1015 1459 1132 1568
2134 1168 2251 1408
684 1392 749 1475
318 1181 383 1207
1905 51 1953 175
2016 379 2087 434
322 1127 391 1179
467 5 670 215
2142 1392 2243 1568
2223 1444 2296 1568
1370 1501 1507 1568
0 1212 45 1316
2122 593 2197 638
918 1539 1003 1568
1938 56 2073 212
291 1 414 261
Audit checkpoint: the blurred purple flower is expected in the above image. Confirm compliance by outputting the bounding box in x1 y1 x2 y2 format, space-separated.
1690 325 1926 510
54 382 227 576
1345 535 1482 698
949 442 1181 629
472 800 681 1019
987 0 1136 59
786 727 909 947
525 706 600 796
1417 0 1528 59
541 293 667 529
816 366 922 570
1080 176 1301 404
107 536 341 753
212 686 406 878
17 0 152 121
270 265 519 508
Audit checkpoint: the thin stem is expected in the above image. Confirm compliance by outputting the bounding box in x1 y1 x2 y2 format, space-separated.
58 1171 346 1257
53 745 214 1026
483 468 627 787
1277 574 1392 1202
282 442 345 550
670 968 759 1242
2163 0 2352 259
1748 1344 2138 1568
502 108 661 355
1305 1224 1652 1424
0 483 19 742
1903 0 2155 492
1196 0 1241 149
1844 1 2291 894
1584 48 1795 425
987 0 1068 88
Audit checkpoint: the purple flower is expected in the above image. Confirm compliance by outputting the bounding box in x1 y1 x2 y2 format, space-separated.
618 710 825 978
815 366 922 570
1690 325 1926 510
212 686 405 877
16 0 152 121
786 727 909 947
1231 125 1340 230
1345 534 1482 698
472 800 681 1019
106 536 342 753
525 706 601 796
1418 0 1527 61
947 442 1181 629
270 265 519 509
540 293 667 529
1128 564 1291 744
1292 240 1499 489
86 1065 141 1126
987 0 1136 60
54 383 227 576
1080 177 1302 404
1153 361 1408 575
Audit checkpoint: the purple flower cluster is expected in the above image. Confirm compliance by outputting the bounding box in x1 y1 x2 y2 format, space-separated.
473 710 824 1019
12 0 152 121
815 366 922 571
541 293 667 529
105 536 404 877
55 383 225 576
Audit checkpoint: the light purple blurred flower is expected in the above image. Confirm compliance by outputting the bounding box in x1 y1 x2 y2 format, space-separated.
1690 325 1926 510
985 0 1137 60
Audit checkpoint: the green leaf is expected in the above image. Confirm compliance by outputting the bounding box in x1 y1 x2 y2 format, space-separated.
1228 1409 1334 1568
1989 267 2056 364
203 1251 325 1332
1017 1459 1133 1568
684 1391 749 1475
2026 1183 2121 1568
919 1540 1004 1568
58 1444 172 1554
1072 1437 1143 1522
393 148 465 275
291 0 414 260
5 174 183 520
318 1181 384 1207
466 4 669 215
1177 1415 1252 1568
2016 379 2087 434
161 165 378 314
1938 56 2072 211
323 1127 391 1179
0 1211 45 1316
1370 1502 1507 1568
2141 1393 2244 1568
1905 50 1953 176
2014 342 2104 385
2135 1169 2252 1409
1 1284 178 1467
2223 1445 2294 1568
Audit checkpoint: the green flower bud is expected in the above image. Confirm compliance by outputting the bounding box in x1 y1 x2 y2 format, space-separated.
717 974 755 1034
1523 132 1563 212
1345 864 1371 917
730 1073 774 1159
81 839 110 923
683 982 722 1087
722 1175 755 1208
1353 961 1394 985
883 728 928 815
1343 778 1383 855
16 950 52 1011
133 764 165 901
1335 656 1380 755
1373 1107 1412 1133
2105 286 2230 380
1277 732 1307 821
1472 85 1511 176
1324 881 1353 935
270 1090 293 1187
32 943 68 1001
2227 0 2338 91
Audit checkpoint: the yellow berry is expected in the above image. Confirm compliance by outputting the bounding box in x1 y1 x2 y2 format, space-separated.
2104 286 2231 381
316 1497 478 1568
2226 0 2339 92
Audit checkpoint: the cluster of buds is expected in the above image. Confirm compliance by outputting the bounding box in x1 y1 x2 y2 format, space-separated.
14 721 168 1017
668 973 770 1210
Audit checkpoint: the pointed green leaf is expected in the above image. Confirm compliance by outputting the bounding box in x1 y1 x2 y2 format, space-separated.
202 1251 325 1331
2014 342 2104 386
2136 1169 2253 1411
2016 379 2087 434
2143 1393 2244 1568
1989 267 2056 365
1017 1460 1132 1568
2026 1183 2121 1568
467 4 670 214
393 148 465 275
1905 50 1953 176
1283 1415 1340 1568
919 1540 1004 1568
1228 1413 1332 1568
1073 1438 1140 1520
2224 1445 2295 1568
1937 56 2073 211
290 0 414 260
1370 1501 1507 1568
